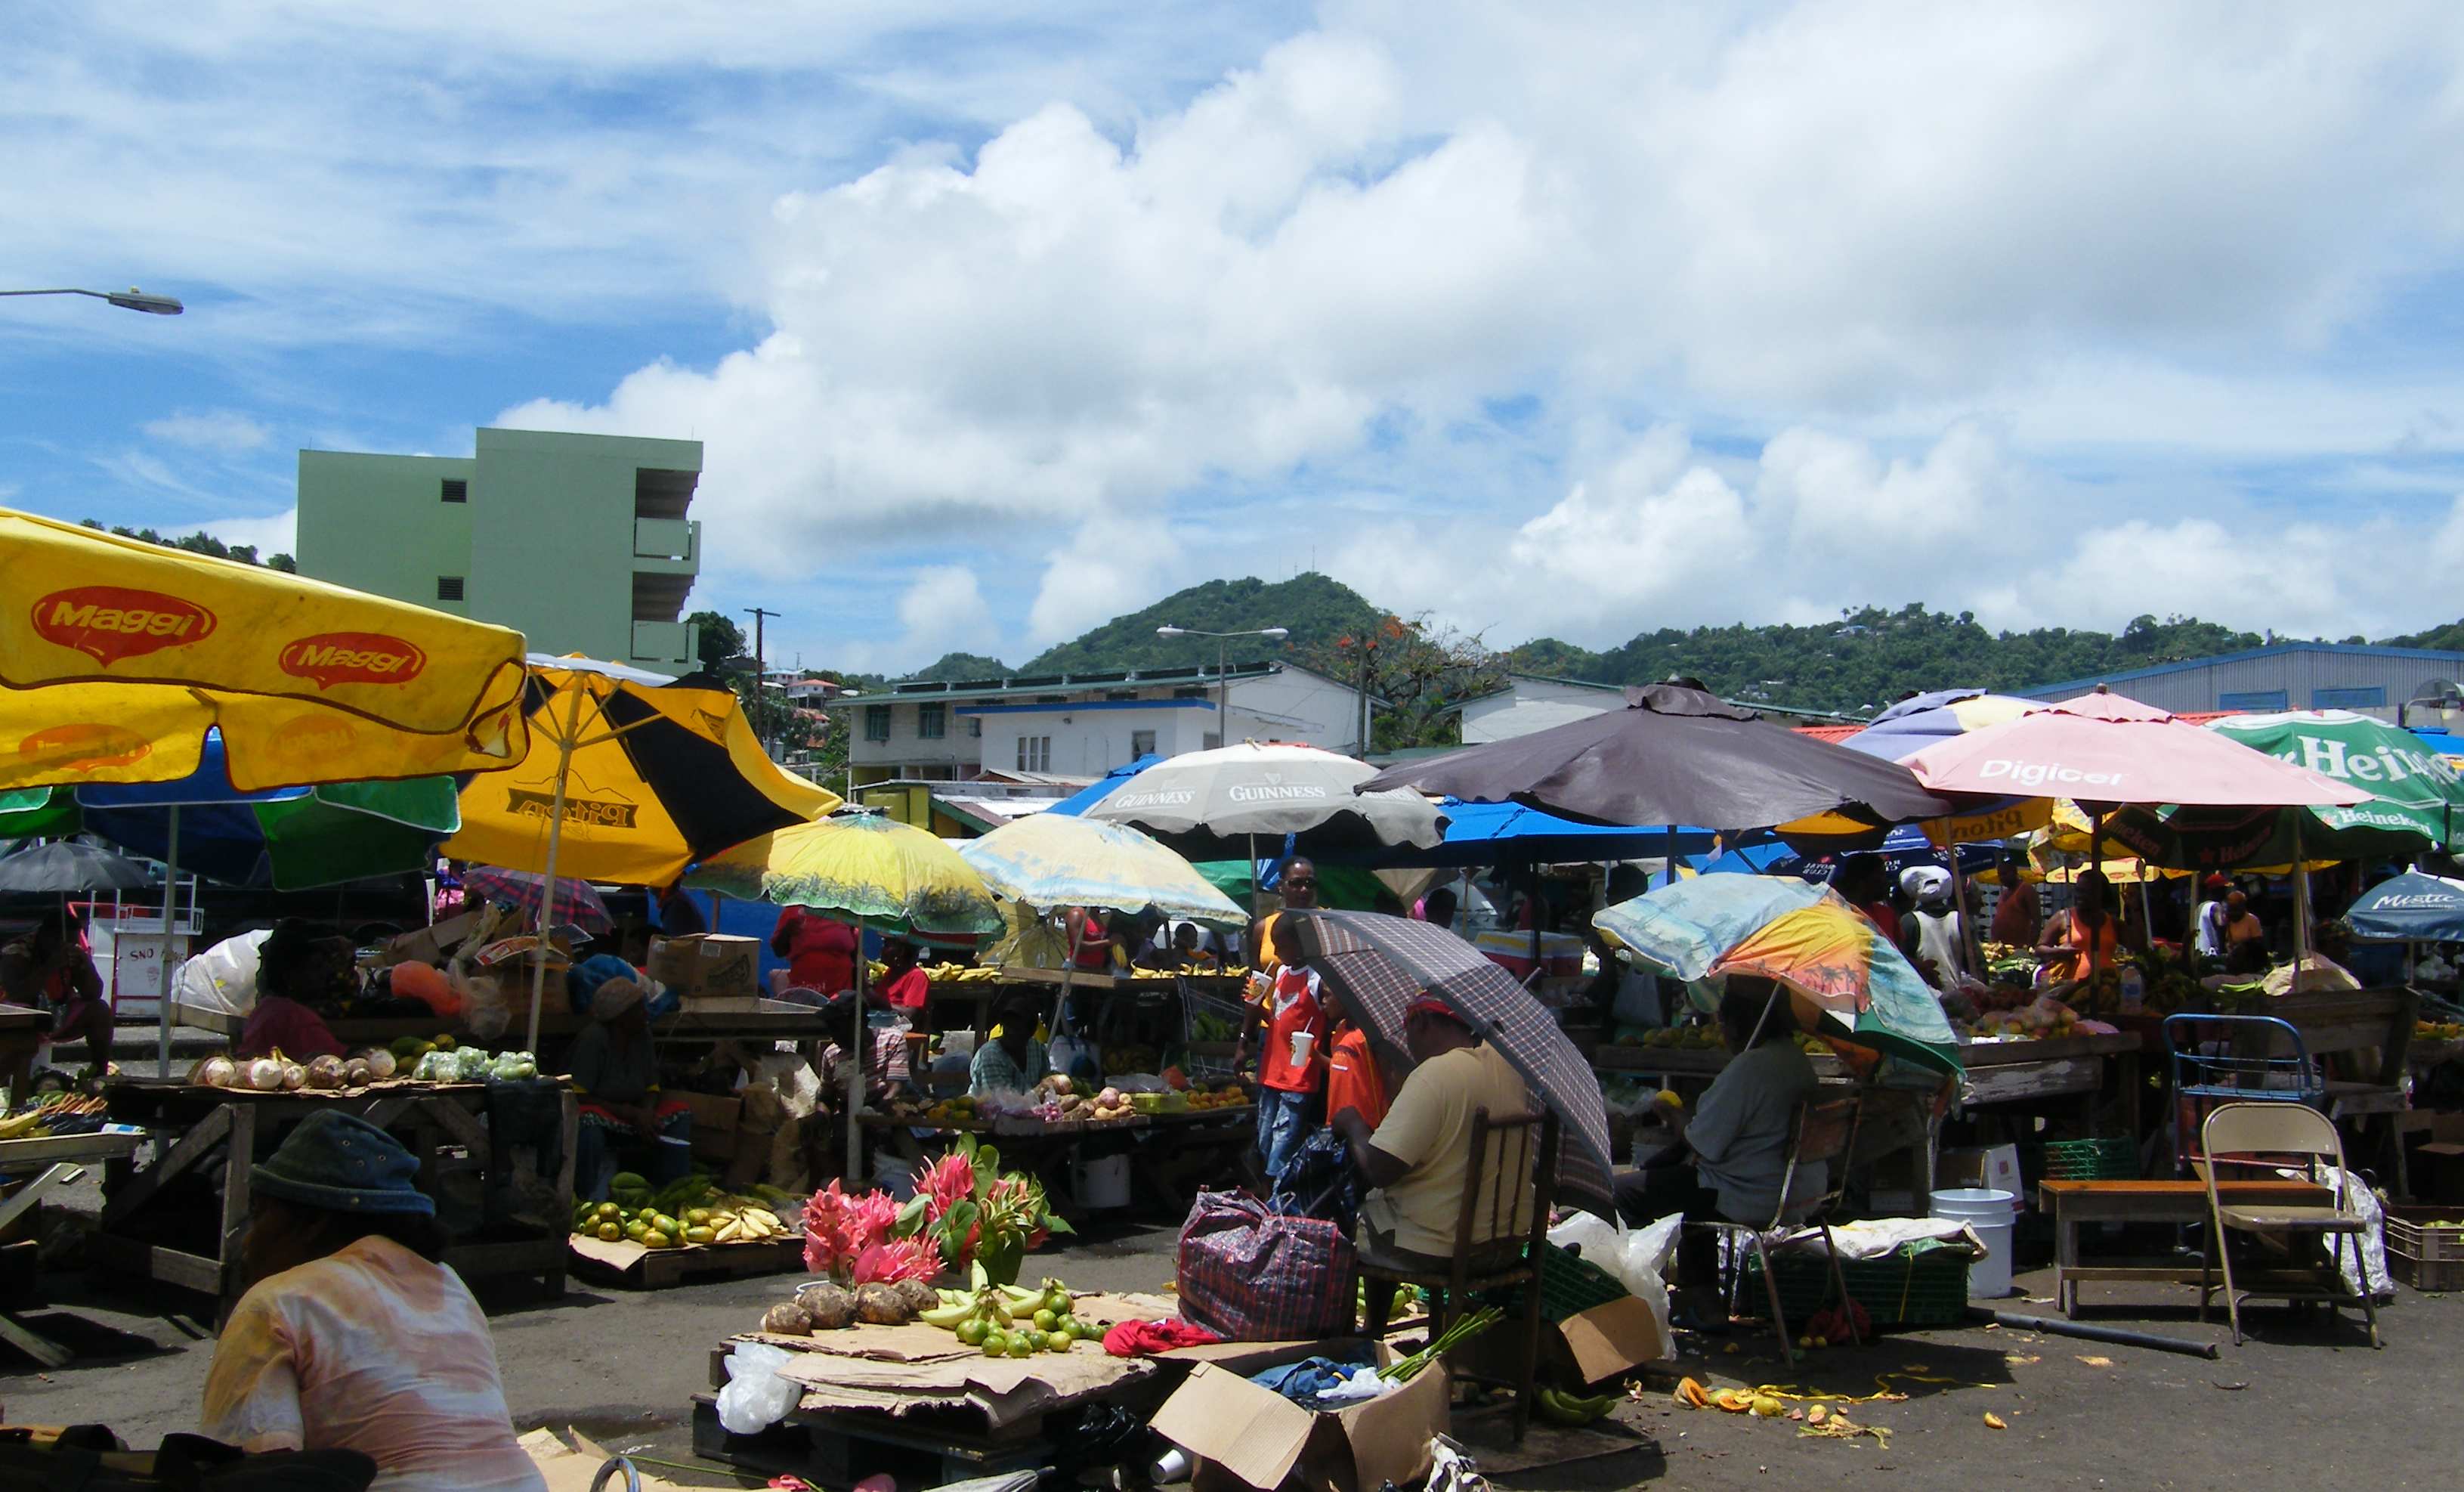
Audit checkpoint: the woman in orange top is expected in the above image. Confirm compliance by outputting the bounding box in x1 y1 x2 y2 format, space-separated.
2037 869 2122 983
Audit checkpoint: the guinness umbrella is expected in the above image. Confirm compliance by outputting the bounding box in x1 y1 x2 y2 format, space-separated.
1285 909 1615 1217
1086 741 1445 858
1362 683 1949 833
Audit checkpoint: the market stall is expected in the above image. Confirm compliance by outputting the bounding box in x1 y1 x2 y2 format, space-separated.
93 1067 577 1317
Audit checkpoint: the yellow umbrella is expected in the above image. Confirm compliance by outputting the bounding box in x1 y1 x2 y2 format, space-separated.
955 813 1246 924
697 810 1000 1175
0 508 529 790
2039 799 2330 875
442 655 840 1047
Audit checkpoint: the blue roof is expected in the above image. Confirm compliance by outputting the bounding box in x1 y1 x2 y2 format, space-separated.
2022 641 2464 700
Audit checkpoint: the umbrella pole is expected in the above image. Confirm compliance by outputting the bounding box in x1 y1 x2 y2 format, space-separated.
2292 820 2311 970
155 806 181 1072
1948 846 1977 982
526 682 587 1054
845 921 869 1182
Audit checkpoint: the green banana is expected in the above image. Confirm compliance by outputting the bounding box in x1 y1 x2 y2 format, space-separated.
1535 1386 1619 1426
919 1297 985 1329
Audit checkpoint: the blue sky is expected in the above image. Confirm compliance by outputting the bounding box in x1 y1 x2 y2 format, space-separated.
9 1 2464 674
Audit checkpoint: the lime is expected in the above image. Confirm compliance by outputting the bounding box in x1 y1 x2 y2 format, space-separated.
1032 1308 1058 1333
982 1338 1006 1357
1052 1335 1078 1352
957 1318 990 1346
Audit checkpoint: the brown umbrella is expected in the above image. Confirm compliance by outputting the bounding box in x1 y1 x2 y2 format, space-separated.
1286 909 1615 1218
1362 682 1950 832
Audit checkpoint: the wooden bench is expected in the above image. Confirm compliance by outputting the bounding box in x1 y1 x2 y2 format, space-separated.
2040 1178 2330 1318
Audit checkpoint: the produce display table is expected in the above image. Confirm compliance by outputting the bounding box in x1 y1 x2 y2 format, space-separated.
172 999 841 1048
2039 1178 2332 1317
1 1128 145 1367
92 1079 577 1317
1958 1032 2144 1131
0 1003 52 1101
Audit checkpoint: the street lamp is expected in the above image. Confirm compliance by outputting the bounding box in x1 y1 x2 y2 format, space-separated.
1155 625 1289 748
1 286 184 315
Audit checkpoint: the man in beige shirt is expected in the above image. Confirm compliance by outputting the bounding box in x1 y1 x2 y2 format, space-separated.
1333 996 1535 1264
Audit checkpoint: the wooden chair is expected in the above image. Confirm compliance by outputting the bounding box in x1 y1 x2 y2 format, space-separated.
2197 1100 2382 1348
1702 1094 1863 1367
1357 1107 1560 1445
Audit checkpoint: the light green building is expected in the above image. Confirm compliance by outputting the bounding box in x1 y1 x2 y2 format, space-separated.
295 426 703 670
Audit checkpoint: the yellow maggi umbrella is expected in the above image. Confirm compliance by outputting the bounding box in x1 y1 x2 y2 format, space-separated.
443 655 841 1047
0 508 530 790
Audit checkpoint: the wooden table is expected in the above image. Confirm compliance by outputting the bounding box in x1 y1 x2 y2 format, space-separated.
172 998 842 1048
2039 1177 2332 1318
0 1003 53 1102
93 1079 577 1319
1 1129 145 1367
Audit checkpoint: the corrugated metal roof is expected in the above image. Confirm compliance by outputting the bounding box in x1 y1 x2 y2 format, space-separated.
2022 641 2464 699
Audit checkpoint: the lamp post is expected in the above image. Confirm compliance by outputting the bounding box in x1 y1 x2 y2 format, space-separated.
1 286 184 315
1155 624 1288 748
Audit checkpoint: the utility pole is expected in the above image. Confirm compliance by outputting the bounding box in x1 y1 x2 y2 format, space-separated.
745 605 781 756
1355 638 1375 759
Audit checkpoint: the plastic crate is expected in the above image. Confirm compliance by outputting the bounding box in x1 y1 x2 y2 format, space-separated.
1739 1246 1971 1328
2385 1206 2464 1292
1468 1243 1629 1323
2020 1136 2138 1186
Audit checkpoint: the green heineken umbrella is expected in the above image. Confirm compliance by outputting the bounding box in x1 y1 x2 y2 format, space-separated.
2105 710 2464 871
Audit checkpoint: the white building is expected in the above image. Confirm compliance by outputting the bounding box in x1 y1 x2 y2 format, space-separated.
836 661 1377 785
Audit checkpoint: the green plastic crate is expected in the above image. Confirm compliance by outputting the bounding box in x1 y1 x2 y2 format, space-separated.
2042 1137 2137 1180
1739 1246 1971 1328
1465 1242 1629 1323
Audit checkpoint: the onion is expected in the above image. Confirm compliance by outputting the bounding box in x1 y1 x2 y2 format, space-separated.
306 1054 348 1090
246 1057 285 1091
360 1048 397 1081
199 1054 238 1088
345 1059 372 1087
280 1062 307 1091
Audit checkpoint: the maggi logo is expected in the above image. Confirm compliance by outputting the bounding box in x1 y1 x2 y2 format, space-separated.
279 631 428 689
32 587 218 667
17 723 152 775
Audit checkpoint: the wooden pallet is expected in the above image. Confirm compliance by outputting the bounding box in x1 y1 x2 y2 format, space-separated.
571 1234 804 1289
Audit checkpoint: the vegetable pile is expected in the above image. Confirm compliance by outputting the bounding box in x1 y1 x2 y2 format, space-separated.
576 1172 801 1249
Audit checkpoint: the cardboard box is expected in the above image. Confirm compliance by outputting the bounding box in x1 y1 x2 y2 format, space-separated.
1149 1342 1449 1492
2404 1113 2464 1204
677 1091 743 1162
1458 1294 1670 1390
370 909 481 968
652 933 760 1001
521 1428 698 1492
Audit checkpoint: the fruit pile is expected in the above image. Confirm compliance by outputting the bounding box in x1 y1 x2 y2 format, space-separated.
1183 1082 1249 1111
919 1272 1098 1357
1535 1385 1622 1426
1186 1011 1241 1043
1626 1026 1724 1051
0 1091 107 1140
921 964 1006 983
760 1278 941 1334
2415 1019 2464 1042
574 1172 796 1249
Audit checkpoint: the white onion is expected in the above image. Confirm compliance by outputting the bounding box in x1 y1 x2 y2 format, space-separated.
246 1057 285 1091
199 1054 238 1088
361 1048 397 1081
280 1062 307 1091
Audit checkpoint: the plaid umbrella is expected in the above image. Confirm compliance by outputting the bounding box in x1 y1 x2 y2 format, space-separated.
462 865 612 933
1285 909 1614 1218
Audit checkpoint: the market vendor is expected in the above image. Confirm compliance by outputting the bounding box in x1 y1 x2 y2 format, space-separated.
876 936 932 1013
1140 920 1219 970
1612 980 1817 1296
2216 889 2268 974
1903 866 1968 986
235 920 349 1061
771 902 858 997
568 977 692 1195
200 1110 543 1490
2037 868 2122 982
1989 854 2042 946
0 908 114 1073
1334 996 1532 1265
969 995 1047 1096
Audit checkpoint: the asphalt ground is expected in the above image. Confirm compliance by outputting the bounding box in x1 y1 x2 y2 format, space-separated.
6 1187 2456 1492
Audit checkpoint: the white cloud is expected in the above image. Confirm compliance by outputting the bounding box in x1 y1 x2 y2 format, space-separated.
892 565 1001 661
144 409 270 453
199 507 298 558
1026 516 1186 647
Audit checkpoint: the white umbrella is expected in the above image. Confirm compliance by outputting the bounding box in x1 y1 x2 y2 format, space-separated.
1085 742 1445 857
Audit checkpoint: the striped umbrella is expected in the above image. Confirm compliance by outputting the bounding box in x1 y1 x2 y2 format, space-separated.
462 865 612 933
1285 909 1615 1218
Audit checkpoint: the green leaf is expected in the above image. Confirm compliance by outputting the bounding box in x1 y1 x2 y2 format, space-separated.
1041 1212 1076 1237
892 1193 931 1238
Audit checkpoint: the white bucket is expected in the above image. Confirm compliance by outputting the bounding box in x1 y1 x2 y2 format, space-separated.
1074 1153 1132 1210
1931 1187 2017 1299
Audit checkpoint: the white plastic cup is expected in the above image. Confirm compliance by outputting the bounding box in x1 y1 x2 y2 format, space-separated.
1289 1029 1316 1066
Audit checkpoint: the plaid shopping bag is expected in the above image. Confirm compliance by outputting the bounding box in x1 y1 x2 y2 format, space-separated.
1177 1187 1357 1341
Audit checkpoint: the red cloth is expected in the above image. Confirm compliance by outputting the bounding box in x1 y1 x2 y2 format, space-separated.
1100 1317 1223 1357
773 907 858 995
1858 899 1901 940
236 995 347 1060
1325 1023 1387 1129
1073 913 1112 970
879 967 930 1012
1257 967 1324 1094
580 1094 693 1126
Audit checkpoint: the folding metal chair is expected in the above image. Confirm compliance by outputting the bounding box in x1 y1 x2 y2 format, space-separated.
1702 1094 1863 1367
2197 1100 2382 1348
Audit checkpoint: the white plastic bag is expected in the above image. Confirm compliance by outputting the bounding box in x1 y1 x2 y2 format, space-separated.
173 930 272 1017
716 1342 800 1433
1547 1209 1677 1358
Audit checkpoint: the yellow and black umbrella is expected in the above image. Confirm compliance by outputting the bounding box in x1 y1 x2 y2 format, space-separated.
442 655 840 1045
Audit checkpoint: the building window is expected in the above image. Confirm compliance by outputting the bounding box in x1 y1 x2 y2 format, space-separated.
435 575 464 602
1016 735 1051 772
967 718 982 738
2312 686 2386 709
864 704 892 742
440 478 468 503
917 703 947 739
1203 732 1224 750
1130 729 1158 758
2218 690 2289 711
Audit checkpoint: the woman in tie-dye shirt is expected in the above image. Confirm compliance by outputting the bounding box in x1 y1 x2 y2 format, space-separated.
201 1110 543 1491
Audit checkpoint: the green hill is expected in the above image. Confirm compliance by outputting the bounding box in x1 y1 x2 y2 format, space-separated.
902 652 1010 683
1020 574 1386 674
2383 617 2464 654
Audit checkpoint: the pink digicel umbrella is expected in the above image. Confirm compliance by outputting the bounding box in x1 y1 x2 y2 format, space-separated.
1903 689 2372 809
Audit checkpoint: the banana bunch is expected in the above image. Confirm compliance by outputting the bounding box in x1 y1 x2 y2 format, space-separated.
1534 1385 1622 1426
918 1275 1093 1357
712 1206 787 1243
0 1092 107 1140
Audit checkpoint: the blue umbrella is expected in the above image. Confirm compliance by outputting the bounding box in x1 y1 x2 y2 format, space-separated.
2345 871 2464 943
1043 754 1163 817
